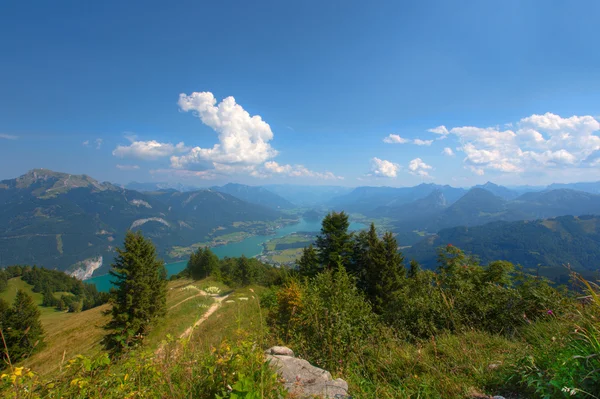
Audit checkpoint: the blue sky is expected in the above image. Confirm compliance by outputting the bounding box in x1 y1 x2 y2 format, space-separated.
1 0 599 187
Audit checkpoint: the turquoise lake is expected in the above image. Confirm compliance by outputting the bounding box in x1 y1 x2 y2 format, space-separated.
86 218 366 292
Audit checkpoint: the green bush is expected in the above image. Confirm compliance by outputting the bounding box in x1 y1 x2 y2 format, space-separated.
271 263 380 372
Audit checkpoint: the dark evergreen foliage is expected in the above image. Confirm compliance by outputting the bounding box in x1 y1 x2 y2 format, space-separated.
297 244 320 277
186 247 220 280
315 211 354 269
3 265 109 311
1 290 44 368
106 231 167 352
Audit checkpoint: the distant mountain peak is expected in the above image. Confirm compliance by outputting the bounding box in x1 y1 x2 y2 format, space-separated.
6 168 114 197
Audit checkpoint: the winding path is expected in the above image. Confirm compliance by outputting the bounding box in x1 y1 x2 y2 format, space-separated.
179 293 230 340
168 290 207 311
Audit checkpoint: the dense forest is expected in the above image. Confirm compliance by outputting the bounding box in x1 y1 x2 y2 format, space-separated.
407 214 600 283
2 265 109 312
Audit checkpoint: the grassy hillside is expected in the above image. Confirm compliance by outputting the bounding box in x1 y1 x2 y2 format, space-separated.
4 277 229 376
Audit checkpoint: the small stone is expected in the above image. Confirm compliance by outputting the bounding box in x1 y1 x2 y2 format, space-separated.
492 396 506 399
266 346 295 357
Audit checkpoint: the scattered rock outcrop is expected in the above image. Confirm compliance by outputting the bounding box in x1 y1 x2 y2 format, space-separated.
266 346 349 398
69 256 103 280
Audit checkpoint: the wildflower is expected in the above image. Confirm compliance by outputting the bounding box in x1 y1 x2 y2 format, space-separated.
547 309 554 315
562 387 577 396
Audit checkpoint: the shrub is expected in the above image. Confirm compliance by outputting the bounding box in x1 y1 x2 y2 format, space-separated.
271 263 379 372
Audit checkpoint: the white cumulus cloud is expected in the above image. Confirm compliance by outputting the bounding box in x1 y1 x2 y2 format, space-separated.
113 140 188 160
172 91 277 169
383 134 409 144
408 158 433 178
442 147 455 156
413 139 433 146
263 161 343 180
428 125 449 136
435 112 600 176
370 157 401 178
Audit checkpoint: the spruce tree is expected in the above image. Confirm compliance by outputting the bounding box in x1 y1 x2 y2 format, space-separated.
42 287 56 307
408 259 421 279
375 232 406 313
200 247 220 279
315 211 354 269
106 231 167 352
3 290 44 364
297 244 320 278
235 256 256 286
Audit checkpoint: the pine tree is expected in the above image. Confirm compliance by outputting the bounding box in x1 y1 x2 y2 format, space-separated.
408 259 421 279
106 231 167 352
297 244 320 278
235 256 256 286
374 232 406 313
42 287 56 307
315 211 354 269
352 223 385 298
200 247 220 279
3 290 44 365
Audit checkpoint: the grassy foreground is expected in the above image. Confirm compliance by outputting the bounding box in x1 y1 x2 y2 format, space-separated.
2 276 228 377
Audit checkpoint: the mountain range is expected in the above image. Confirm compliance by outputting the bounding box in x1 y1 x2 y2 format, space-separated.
1 169 600 279
0 169 282 276
405 215 600 283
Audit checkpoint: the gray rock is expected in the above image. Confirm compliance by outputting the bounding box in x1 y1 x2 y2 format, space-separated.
266 346 295 357
266 352 349 398
492 397 506 399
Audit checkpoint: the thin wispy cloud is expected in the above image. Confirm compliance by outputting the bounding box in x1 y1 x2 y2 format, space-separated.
116 164 140 170
0 134 18 140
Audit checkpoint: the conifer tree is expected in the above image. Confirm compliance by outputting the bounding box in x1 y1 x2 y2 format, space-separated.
187 247 220 280
3 290 44 365
316 211 354 269
106 231 167 352
235 256 256 286
408 259 421 279
297 244 320 278
200 247 220 279
374 232 406 312
42 287 56 307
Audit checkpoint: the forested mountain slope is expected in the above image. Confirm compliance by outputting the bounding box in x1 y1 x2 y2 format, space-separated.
0 169 281 275
406 214 600 281
211 183 295 209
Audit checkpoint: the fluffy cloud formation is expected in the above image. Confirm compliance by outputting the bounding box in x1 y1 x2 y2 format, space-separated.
413 139 433 146
0 134 17 140
263 161 343 180
383 134 409 144
113 140 188 160
408 158 433 178
383 134 432 146
172 92 277 169
370 157 401 178
442 147 455 156
428 126 449 136
112 91 342 181
116 164 140 170
430 113 600 176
